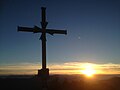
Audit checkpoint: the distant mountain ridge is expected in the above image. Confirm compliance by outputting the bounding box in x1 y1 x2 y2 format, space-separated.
0 75 120 90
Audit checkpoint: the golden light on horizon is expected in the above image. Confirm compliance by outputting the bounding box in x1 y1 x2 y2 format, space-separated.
80 63 96 77
0 62 120 75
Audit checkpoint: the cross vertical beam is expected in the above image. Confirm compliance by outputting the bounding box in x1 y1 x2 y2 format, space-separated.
41 7 48 70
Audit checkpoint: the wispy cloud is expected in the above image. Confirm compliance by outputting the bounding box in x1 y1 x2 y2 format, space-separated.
0 62 120 75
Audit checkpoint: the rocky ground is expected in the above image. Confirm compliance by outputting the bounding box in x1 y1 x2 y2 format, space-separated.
0 75 120 90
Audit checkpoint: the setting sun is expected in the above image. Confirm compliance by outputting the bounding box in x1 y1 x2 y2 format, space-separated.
80 63 96 77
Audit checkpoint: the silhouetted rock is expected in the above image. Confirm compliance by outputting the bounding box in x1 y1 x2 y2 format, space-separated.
0 75 120 90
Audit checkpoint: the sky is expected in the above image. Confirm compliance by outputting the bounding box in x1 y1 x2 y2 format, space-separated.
0 0 120 75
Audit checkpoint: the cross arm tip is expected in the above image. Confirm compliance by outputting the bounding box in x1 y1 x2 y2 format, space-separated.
17 26 21 32
64 30 67 35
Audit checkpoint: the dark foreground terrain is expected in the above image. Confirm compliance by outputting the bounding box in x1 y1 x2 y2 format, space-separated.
0 75 120 90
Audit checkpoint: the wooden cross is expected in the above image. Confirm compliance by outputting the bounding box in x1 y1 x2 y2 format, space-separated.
18 7 67 77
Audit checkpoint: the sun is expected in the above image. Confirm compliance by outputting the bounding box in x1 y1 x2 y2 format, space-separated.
80 63 96 77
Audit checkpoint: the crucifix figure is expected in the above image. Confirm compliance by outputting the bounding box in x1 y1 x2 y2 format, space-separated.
18 7 67 79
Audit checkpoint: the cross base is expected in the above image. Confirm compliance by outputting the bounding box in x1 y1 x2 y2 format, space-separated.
38 68 49 79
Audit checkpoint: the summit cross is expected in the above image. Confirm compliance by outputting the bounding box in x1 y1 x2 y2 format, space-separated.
18 7 67 77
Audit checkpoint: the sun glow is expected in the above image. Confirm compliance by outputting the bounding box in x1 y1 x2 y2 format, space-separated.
80 63 96 77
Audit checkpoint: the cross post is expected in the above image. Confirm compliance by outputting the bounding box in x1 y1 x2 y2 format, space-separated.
18 7 67 78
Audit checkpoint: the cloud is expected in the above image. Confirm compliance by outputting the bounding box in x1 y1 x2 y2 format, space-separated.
49 62 120 74
0 62 120 75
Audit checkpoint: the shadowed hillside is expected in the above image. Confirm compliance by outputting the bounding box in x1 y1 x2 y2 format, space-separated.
0 75 120 90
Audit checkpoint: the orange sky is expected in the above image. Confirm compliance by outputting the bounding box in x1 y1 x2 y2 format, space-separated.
0 62 120 75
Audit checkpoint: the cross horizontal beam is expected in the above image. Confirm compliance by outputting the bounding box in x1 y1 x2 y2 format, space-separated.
18 26 67 35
